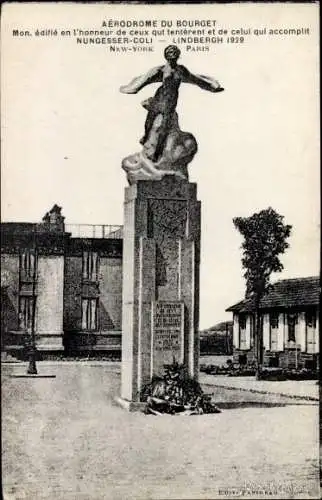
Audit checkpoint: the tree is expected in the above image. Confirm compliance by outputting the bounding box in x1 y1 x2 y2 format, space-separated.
233 207 292 378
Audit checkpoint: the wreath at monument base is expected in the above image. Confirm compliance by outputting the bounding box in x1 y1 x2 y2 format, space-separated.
140 359 221 415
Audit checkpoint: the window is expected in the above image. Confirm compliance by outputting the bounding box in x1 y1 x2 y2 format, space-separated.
19 296 35 331
81 298 98 331
287 313 297 342
239 314 246 330
305 310 316 328
269 312 279 329
270 312 279 351
20 250 36 280
82 251 98 281
239 314 247 349
306 309 316 354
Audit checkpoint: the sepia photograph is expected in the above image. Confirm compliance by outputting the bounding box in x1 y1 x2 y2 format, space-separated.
1 2 320 499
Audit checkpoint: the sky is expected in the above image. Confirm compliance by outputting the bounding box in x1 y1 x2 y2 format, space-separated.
1 3 320 329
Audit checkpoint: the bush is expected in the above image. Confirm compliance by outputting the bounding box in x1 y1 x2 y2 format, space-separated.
140 359 221 415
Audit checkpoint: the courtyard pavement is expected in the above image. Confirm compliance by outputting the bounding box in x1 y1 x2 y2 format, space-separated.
2 362 320 499
200 374 319 401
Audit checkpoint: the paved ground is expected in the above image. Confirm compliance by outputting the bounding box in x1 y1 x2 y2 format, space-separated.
199 355 233 366
2 363 320 500
200 374 319 401
199 355 319 400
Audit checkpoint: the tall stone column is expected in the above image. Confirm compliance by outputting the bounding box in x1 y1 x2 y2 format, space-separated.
121 175 201 403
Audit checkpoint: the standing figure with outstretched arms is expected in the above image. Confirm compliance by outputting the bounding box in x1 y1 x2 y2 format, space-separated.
120 45 224 163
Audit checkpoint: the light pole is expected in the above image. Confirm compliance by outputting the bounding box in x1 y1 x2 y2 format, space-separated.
26 307 37 374
27 227 38 375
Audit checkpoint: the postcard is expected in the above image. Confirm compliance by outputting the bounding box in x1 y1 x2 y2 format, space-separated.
1 3 320 499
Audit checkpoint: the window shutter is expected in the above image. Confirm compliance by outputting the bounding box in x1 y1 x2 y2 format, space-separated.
81 299 87 330
29 252 35 277
92 253 98 281
277 313 285 351
83 252 88 279
23 252 28 274
263 314 270 350
315 314 319 354
245 315 251 349
90 299 97 330
297 312 306 352
233 314 239 349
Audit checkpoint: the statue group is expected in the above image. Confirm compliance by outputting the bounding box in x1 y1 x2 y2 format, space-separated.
120 45 224 184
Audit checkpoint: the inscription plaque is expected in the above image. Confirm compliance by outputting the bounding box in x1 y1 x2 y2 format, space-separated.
151 301 184 375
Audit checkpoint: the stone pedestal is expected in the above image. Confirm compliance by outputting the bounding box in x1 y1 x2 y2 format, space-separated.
121 176 201 403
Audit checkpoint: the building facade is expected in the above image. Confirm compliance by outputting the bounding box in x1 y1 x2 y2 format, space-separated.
226 277 320 371
1 206 123 356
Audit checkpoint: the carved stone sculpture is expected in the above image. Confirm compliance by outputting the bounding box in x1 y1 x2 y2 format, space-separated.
120 45 224 184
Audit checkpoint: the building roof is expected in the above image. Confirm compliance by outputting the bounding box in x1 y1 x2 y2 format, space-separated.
226 276 320 313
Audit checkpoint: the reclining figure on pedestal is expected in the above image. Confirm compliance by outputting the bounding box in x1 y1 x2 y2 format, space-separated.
120 45 224 184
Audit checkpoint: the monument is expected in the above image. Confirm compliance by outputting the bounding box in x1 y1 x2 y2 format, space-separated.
118 45 224 408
